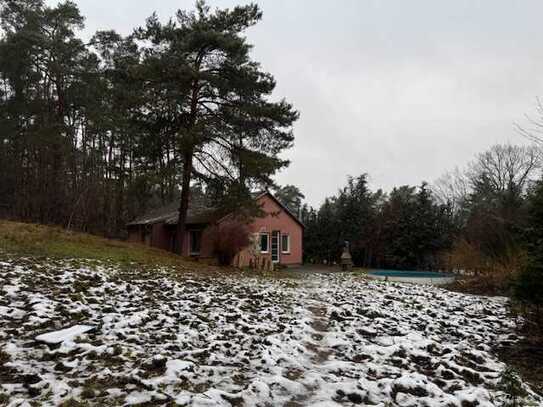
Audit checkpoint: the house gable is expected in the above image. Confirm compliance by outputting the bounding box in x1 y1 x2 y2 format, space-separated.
247 193 303 265
252 192 304 229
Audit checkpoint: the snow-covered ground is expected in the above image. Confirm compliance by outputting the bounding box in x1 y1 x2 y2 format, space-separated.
0 256 541 406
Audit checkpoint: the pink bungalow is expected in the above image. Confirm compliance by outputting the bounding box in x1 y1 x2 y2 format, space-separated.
127 191 303 267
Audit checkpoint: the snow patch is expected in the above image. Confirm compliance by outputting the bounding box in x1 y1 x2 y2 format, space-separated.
35 325 95 344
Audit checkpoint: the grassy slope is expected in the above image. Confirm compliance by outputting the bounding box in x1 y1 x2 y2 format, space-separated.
0 220 211 270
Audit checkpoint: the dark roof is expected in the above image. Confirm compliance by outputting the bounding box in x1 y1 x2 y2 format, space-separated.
127 190 304 228
127 198 218 227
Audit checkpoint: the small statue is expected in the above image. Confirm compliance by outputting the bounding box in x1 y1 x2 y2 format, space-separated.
340 240 353 272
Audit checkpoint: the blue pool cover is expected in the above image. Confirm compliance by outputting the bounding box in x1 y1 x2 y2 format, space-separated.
368 270 455 278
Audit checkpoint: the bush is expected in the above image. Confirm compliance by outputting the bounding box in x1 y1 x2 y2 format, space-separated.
515 263 543 306
514 261 543 330
513 179 543 332
444 239 524 295
446 239 487 274
497 367 529 407
212 221 250 266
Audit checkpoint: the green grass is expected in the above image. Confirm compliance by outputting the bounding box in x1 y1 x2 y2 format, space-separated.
0 220 211 270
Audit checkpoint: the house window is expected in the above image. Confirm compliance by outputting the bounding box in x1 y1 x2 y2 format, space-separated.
259 233 269 253
143 227 151 245
190 230 202 255
281 234 290 254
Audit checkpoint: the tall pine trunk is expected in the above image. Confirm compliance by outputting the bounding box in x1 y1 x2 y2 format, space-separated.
176 149 194 254
176 77 200 255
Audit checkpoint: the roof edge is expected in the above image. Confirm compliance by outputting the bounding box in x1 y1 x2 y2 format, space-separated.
217 191 304 228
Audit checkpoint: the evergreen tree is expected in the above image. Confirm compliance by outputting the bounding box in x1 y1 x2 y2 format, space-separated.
316 198 339 264
275 185 305 216
515 179 543 320
380 185 419 268
303 177 454 269
335 175 376 266
135 1 298 253
0 1 298 240
300 204 319 263
0 0 90 224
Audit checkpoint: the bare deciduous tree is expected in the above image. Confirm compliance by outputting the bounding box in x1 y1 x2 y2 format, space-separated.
432 167 470 213
515 97 543 145
468 144 541 197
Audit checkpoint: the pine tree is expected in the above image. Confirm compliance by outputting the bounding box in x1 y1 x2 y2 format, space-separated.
275 185 305 216
135 1 298 253
515 180 543 321
0 0 89 224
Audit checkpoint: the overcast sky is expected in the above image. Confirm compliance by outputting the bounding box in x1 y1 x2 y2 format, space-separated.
47 0 543 206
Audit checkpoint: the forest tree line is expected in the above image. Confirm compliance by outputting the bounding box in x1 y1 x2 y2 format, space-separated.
294 141 543 325
297 143 542 275
0 0 297 249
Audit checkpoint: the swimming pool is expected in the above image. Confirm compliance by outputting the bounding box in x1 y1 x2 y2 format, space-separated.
367 270 456 285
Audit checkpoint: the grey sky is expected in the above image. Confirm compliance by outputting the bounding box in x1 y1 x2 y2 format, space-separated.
47 0 543 206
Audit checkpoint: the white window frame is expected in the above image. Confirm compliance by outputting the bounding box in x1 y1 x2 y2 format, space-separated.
271 231 280 263
259 232 269 254
281 234 290 254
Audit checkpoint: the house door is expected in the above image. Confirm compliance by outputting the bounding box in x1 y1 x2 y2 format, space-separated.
271 231 280 263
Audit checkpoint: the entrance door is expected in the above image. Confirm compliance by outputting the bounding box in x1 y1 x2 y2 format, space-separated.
271 231 280 263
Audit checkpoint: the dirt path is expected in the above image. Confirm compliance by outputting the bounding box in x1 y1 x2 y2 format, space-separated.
286 281 334 406
305 302 333 364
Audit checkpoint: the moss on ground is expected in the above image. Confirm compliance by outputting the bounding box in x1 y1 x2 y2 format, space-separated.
351 267 369 276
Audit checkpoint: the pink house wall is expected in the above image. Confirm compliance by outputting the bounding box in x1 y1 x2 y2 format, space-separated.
184 194 303 266
131 193 303 266
127 227 142 244
151 223 172 251
244 194 303 265
127 224 170 250
181 226 216 258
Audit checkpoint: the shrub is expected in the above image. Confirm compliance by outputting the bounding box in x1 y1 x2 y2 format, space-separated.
497 367 529 407
212 221 250 266
446 239 487 275
445 239 524 295
513 179 543 332
514 261 543 330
